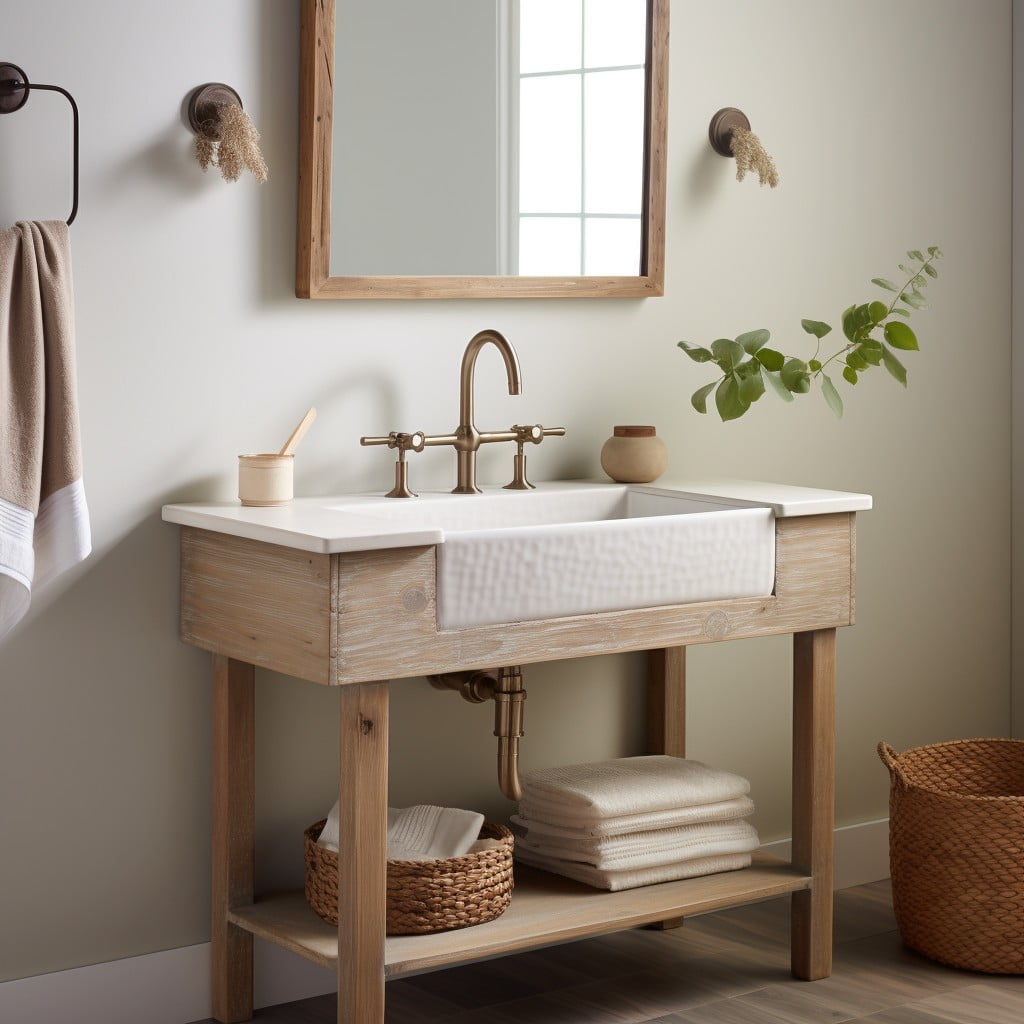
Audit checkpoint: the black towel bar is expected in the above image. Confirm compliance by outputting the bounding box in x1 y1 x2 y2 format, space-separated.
0 62 79 225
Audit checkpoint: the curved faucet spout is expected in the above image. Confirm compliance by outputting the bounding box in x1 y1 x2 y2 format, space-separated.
459 329 522 429
454 329 522 493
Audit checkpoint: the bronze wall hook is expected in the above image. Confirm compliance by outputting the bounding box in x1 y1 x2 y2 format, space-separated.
187 82 243 140
708 106 751 157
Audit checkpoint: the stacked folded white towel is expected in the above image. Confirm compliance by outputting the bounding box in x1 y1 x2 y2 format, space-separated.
511 755 759 891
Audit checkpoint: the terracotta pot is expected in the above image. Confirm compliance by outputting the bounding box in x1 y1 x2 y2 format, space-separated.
600 426 668 484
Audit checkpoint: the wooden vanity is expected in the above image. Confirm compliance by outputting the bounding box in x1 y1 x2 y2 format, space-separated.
164 481 866 1024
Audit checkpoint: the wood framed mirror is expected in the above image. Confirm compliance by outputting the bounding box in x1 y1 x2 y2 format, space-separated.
296 0 669 300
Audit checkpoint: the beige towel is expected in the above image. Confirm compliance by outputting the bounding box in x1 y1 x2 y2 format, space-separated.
515 847 753 892
512 819 760 871
511 795 755 840
0 221 90 639
518 756 750 824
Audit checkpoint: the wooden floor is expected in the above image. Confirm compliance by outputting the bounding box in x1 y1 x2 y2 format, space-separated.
191 880 1024 1024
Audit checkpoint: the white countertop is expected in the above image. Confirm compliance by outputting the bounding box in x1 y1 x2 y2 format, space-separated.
161 478 871 555
657 478 872 517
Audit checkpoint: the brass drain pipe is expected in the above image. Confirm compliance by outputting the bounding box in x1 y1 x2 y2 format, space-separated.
427 666 526 801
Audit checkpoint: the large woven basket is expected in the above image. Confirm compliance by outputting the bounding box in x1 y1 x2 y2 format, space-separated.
879 739 1024 973
304 819 514 935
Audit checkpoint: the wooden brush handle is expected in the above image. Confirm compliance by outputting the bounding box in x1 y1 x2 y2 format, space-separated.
279 407 317 456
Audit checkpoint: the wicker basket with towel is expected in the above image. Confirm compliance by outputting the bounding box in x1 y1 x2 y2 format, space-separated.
305 803 514 934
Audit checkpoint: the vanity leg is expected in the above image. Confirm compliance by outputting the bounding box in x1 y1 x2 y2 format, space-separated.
337 681 390 1024
790 628 836 980
211 656 255 1023
646 646 686 931
646 646 686 757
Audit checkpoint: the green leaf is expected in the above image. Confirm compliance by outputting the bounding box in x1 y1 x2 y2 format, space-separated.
892 307 911 317
846 350 869 371
841 304 859 343
739 367 766 403
737 329 770 354
781 357 811 394
860 344 883 366
715 376 750 421
764 368 795 403
678 341 714 363
820 373 844 418
900 291 926 310
711 337 745 370
872 278 899 292
907 249 925 261
884 321 919 351
808 358 822 372
690 381 717 414
868 300 888 324
800 319 833 339
881 345 908 386
843 303 873 343
928 245 943 258
754 347 785 372
842 366 859 385
924 263 938 278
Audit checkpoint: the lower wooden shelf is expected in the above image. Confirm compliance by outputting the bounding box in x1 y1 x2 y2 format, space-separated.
228 854 810 980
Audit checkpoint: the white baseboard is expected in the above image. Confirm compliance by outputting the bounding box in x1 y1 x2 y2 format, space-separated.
0 941 336 1024
760 817 892 891
0 818 891 1024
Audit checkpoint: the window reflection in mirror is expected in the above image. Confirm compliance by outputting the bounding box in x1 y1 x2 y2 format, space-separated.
518 0 646 276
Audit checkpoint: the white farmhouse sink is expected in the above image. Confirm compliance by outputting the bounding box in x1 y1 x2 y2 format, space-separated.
163 479 872 631
326 484 776 630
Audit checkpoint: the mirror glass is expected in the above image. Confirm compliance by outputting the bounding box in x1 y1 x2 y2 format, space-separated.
297 0 668 299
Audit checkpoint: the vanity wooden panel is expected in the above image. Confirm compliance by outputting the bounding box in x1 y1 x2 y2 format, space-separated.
179 512 855 686
180 528 333 685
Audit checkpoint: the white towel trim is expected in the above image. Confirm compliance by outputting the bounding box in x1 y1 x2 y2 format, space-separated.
0 497 35 637
0 481 91 639
33 478 91 589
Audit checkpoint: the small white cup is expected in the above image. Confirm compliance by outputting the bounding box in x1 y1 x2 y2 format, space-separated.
238 453 294 506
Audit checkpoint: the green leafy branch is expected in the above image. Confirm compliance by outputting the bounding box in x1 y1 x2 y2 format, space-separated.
678 247 943 421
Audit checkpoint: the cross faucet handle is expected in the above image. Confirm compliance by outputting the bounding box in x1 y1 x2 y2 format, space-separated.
510 424 567 445
360 431 426 453
360 431 426 498
504 425 567 490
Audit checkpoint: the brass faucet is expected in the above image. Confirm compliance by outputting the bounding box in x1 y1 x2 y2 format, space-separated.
361 329 564 495
446 329 521 494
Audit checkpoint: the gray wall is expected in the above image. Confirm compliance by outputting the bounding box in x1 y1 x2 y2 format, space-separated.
0 0 1012 983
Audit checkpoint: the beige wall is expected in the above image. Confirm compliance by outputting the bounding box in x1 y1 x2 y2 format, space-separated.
0 0 1012 983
